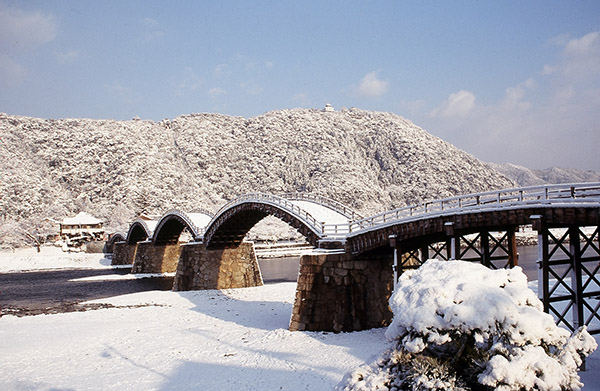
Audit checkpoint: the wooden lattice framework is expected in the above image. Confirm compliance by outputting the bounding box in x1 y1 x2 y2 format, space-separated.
534 216 600 334
392 228 518 277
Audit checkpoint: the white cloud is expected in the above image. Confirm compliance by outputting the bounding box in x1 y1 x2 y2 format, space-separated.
0 54 26 87
0 4 56 86
142 17 164 41
542 64 555 75
547 33 571 47
356 71 389 97
418 31 600 170
564 31 599 56
0 4 57 48
214 64 230 78
561 31 600 79
430 90 476 118
208 87 226 98
241 81 262 95
56 50 80 64
143 17 159 27
104 82 141 106
176 67 202 95
502 78 534 111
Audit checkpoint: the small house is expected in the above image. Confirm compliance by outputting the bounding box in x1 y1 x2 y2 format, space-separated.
60 212 104 240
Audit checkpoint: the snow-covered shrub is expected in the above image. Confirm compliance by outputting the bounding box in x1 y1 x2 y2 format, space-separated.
337 260 597 391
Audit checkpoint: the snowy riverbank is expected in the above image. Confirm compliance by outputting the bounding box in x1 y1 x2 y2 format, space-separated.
1 247 599 390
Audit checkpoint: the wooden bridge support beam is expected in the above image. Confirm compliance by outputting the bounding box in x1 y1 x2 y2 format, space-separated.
420 244 429 264
534 216 551 314
111 241 138 266
290 248 393 332
173 242 262 291
444 223 518 269
570 226 584 330
533 216 600 334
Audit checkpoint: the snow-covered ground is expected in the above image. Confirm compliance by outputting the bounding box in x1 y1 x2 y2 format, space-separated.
1 247 599 390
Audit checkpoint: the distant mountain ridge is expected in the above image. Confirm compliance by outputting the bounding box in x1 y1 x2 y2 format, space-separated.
489 163 600 187
1 108 519 246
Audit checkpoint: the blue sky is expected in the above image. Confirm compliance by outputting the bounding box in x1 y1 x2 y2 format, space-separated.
1 1 599 170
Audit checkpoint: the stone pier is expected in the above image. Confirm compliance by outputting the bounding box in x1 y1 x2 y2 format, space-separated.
131 241 182 273
111 242 138 266
173 242 263 291
290 247 394 332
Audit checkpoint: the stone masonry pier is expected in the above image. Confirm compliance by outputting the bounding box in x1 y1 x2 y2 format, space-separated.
111 242 137 266
290 248 394 332
131 241 182 273
173 242 262 290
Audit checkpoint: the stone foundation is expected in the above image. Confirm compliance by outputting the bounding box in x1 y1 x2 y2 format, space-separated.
290 248 394 332
111 242 137 266
173 242 263 291
131 241 182 273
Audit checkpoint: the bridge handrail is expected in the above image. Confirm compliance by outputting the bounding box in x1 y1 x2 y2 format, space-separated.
208 193 327 235
279 192 364 221
125 183 600 244
342 182 600 234
188 208 215 218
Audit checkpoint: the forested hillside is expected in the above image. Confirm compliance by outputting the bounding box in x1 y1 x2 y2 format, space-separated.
490 163 600 187
1 108 515 247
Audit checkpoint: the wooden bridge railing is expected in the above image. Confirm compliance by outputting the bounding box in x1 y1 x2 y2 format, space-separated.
209 193 329 236
153 209 206 242
341 183 600 235
279 192 364 221
167 183 600 242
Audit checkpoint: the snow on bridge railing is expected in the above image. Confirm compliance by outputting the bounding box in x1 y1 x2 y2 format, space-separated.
279 192 364 221
154 209 204 241
207 184 600 240
335 182 600 235
126 217 156 242
209 193 327 235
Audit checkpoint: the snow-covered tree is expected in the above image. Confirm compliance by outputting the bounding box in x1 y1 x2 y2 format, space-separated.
0 109 517 246
337 260 597 391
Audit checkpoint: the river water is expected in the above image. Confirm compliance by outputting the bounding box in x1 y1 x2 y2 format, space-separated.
258 245 542 283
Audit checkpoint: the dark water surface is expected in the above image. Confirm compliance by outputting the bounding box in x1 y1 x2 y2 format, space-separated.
258 257 301 282
258 246 543 283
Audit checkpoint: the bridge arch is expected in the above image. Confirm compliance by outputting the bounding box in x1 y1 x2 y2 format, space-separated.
107 232 126 246
126 218 157 245
152 210 212 245
105 232 126 254
202 194 355 249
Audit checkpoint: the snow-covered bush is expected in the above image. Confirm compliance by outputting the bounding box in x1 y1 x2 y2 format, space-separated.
337 260 597 391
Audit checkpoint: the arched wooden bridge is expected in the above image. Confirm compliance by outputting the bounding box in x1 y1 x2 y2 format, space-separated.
112 183 600 333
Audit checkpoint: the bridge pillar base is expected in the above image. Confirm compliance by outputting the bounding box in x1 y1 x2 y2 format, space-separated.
290 249 393 332
111 242 137 266
173 242 263 291
131 242 182 273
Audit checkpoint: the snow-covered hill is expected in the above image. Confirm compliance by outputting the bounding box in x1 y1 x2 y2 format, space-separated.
0 108 515 247
489 162 600 187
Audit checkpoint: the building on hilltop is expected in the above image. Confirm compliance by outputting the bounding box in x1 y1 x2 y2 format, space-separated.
60 212 105 240
323 103 334 112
